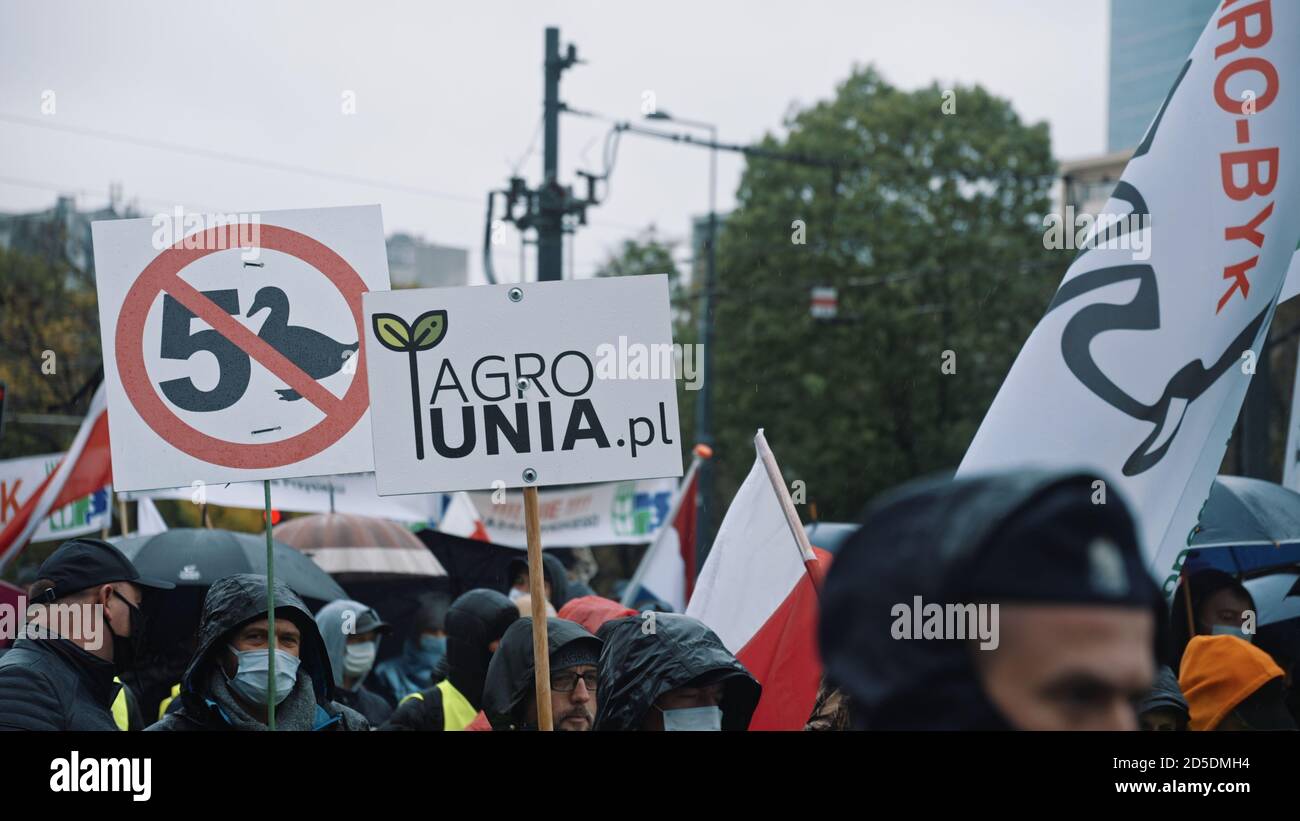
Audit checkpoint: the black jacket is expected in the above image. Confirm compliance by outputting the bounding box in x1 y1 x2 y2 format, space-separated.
482 617 601 730
146 574 366 731
380 588 518 731
594 614 760 731
335 684 393 726
443 588 519 709
0 637 120 731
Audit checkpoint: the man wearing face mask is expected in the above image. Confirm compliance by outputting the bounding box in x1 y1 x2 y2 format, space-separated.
0 537 174 731
147 574 368 731
315 599 393 726
371 593 451 706
1168 569 1256 672
380 588 519 731
593 614 761 731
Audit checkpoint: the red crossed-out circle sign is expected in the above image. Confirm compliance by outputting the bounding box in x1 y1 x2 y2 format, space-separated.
116 223 369 469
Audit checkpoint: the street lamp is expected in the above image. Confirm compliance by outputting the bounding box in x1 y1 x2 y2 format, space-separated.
646 109 718 574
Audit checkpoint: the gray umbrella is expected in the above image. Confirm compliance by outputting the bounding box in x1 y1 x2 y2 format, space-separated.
113 528 346 600
112 528 347 648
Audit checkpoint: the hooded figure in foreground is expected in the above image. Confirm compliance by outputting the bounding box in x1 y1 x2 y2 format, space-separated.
819 470 1167 731
594 613 760 731
482 617 602 731
147 574 368 731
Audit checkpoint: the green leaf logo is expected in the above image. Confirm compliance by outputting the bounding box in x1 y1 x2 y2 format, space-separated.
371 309 449 461
373 314 412 351
411 310 448 351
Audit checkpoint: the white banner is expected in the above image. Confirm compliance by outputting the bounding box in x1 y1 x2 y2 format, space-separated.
364 275 683 495
122 472 435 523
92 204 391 491
0 452 110 542
960 1 1300 585
458 476 678 548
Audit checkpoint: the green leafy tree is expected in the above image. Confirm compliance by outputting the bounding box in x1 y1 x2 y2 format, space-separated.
592 228 700 460
0 222 102 459
710 66 1065 525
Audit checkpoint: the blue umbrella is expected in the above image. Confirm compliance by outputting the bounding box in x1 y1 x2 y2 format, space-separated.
1180 476 1300 578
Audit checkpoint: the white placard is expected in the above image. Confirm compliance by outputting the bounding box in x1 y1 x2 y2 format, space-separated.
92 205 391 491
365 275 683 494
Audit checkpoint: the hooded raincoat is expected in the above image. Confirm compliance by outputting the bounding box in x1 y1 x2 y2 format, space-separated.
481 617 601 730
593 613 760 731
315 599 393 726
146 574 368 731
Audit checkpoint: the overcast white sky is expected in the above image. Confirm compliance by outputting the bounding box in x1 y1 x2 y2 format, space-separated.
0 0 1109 283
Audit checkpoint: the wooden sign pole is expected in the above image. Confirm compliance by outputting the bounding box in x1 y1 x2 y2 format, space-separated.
523 486 553 731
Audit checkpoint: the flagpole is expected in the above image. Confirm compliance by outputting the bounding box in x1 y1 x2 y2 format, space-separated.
754 429 822 591
620 445 708 607
263 479 276 731
523 485 553 731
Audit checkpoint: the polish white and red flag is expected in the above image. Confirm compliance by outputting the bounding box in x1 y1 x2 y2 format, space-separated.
620 445 707 612
686 430 828 731
438 491 490 542
0 383 112 571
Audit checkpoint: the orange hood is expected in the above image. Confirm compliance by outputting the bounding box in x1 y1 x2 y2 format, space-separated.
1178 635 1283 731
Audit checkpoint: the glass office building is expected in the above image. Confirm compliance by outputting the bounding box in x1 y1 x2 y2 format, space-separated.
1107 0 1218 151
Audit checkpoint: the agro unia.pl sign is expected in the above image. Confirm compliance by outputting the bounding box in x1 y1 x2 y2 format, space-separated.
363 275 684 495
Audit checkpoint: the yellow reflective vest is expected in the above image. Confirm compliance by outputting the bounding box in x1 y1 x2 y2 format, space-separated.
399 679 477 730
111 676 129 731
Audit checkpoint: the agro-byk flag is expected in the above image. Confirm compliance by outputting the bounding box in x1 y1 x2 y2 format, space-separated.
961 0 1300 587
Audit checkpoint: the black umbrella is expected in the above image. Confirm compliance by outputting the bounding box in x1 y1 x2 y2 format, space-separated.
112 528 347 648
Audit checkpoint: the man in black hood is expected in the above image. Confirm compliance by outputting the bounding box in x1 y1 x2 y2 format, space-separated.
0 537 173 731
483 617 601 731
819 469 1167 730
507 553 569 611
379 588 518 731
594 613 760 731
146 574 367 731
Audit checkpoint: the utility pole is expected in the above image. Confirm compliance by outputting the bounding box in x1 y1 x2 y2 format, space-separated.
538 27 569 281
491 27 592 284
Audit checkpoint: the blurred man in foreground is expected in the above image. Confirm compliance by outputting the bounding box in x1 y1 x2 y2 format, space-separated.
820 470 1166 730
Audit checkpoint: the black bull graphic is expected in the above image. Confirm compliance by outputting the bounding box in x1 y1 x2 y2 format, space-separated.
1041 59 1270 477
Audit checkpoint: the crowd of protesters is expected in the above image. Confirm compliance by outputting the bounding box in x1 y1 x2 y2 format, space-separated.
0 468 1296 731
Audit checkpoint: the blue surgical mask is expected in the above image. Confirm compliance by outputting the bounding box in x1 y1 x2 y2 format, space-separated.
226 645 300 707
1210 624 1253 643
660 705 722 731
343 641 377 677
418 634 446 664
